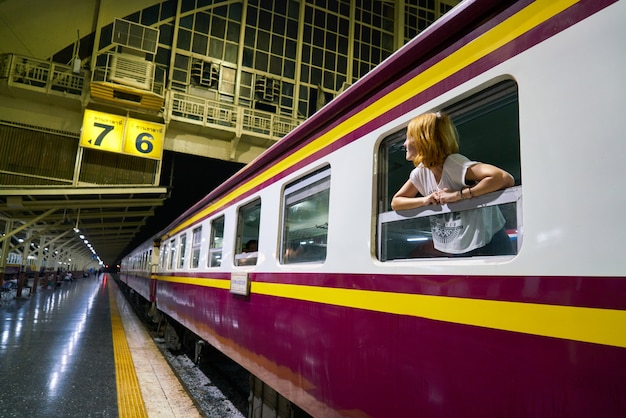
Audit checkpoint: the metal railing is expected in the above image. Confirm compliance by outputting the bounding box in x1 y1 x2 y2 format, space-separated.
0 53 85 96
0 53 302 143
168 90 302 141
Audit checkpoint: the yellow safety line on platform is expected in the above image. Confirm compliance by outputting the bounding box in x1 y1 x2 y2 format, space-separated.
108 280 148 418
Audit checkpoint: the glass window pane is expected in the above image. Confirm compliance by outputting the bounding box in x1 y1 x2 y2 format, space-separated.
281 167 330 264
191 226 202 268
192 33 208 55
209 38 224 59
177 29 191 50
167 238 176 269
227 22 240 43
380 202 518 261
196 12 210 33
161 241 168 268
235 200 261 266
178 234 187 269
208 216 224 267
211 16 226 38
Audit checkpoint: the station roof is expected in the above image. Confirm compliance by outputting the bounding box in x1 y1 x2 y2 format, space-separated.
0 186 168 268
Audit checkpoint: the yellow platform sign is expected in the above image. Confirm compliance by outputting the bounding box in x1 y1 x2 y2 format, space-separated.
80 110 164 160
123 118 165 159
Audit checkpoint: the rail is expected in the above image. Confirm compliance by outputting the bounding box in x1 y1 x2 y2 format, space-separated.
168 91 302 141
0 53 302 142
0 53 85 96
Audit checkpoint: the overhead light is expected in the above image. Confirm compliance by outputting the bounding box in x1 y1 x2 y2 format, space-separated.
73 209 81 233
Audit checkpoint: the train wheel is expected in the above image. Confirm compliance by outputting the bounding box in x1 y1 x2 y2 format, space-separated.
163 320 181 351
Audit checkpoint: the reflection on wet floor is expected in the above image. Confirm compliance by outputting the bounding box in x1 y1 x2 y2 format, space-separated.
0 274 118 417
0 274 200 417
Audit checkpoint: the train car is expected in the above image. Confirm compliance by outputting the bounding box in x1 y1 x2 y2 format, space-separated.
120 0 626 416
119 239 156 303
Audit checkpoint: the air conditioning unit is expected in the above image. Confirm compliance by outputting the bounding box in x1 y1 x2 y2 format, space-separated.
191 59 218 88
109 54 153 90
254 76 280 102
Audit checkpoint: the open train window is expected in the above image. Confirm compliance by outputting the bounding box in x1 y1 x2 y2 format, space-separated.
377 80 522 261
280 166 330 264
235 199 261 266
208 216 224 267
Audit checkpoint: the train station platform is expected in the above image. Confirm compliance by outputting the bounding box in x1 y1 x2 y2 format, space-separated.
0 273 202 417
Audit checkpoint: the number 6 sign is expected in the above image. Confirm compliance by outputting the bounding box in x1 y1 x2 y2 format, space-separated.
124 118 164 160
80 110 164 160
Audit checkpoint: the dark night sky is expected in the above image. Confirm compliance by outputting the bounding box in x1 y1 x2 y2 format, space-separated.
120 151 244 259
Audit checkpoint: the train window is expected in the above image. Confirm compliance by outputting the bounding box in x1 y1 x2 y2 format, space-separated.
191 226 202 268
377 80 522 261
167 237 176 269
235 199 261 266
280 166 330 264
208 216 224 267
160 242 168 269
178 233 187 269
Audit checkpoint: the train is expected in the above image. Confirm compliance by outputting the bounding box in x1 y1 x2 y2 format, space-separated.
119 1 626 417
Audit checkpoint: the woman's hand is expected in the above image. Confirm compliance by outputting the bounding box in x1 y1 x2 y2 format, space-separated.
424 192 440 206
392 180 440 210
437 188 459 204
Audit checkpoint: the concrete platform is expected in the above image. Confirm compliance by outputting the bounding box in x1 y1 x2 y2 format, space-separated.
0 273 202 417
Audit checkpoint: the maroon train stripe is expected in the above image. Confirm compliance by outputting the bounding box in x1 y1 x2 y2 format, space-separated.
152 271 626 311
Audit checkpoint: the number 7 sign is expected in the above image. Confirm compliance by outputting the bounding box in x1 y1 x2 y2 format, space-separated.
80 110 125 153
80 110 165 160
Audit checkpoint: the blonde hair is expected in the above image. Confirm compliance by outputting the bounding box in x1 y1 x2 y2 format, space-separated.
406 112 459 167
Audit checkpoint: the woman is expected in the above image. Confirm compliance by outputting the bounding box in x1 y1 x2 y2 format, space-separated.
391 112 515 256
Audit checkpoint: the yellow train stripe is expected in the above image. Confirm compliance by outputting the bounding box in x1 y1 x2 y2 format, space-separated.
167 0 578 237
109 282 148 418
250 282 626 349
157 274 231 289
154 274 625 348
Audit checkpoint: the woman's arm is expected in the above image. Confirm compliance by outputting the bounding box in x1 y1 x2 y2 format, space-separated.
391 179 440 210
438 163 513 204
465 163 514 196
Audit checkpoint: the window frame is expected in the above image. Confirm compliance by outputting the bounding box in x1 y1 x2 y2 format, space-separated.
191 226 202 269
279 165 331 265
376 79 522 261
208 215 225 268
167 237 177 270
178 232 187 269
234 198 262 267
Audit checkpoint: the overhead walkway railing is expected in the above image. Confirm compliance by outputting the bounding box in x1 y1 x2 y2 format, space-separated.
0 53 85 97
0 53 302 145
168 90 301 141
